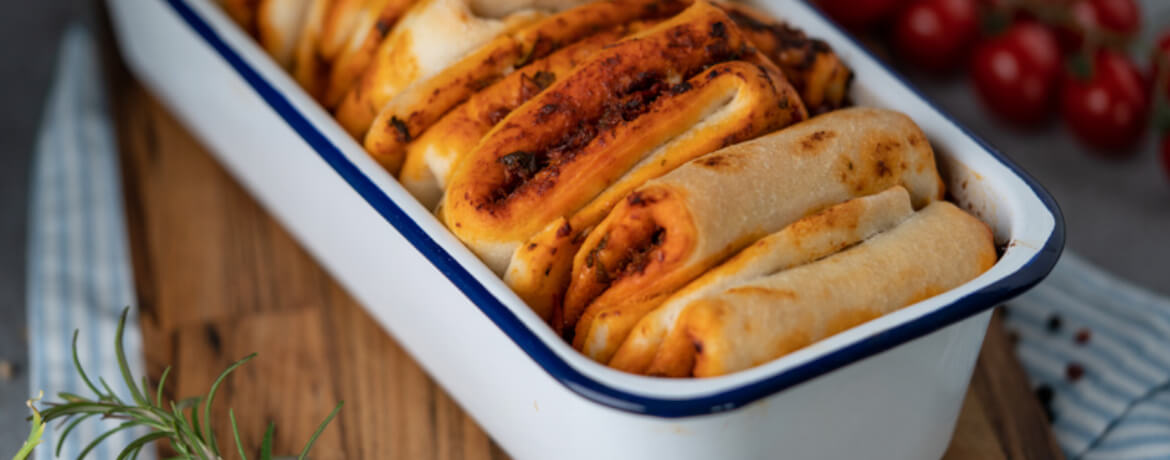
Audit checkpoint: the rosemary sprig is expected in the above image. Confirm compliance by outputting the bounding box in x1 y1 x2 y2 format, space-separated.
13 393 45 460
13 308 342 460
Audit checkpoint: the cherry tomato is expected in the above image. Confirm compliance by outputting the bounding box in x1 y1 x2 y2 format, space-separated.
971 22 1063 125
892 0 979 72
1056 0 1139 52
1086 0 1139 36
1061 50 1149 153
814 0 905 30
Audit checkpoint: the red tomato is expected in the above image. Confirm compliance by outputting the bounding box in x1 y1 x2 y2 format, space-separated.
971 23 1063 125
815 0 905 30
1087 0 1140 36
1057 0 1139 52
1061 50 1149 153
892 0 979 72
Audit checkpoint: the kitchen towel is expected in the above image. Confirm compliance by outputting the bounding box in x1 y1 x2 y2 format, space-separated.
26 26 153 460
1005 252 1170 460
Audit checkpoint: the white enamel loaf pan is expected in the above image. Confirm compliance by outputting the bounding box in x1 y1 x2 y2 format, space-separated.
107 1 1065 458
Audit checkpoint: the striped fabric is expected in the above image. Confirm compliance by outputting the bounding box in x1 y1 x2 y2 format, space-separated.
26 27 153 460
1006 252 1170 460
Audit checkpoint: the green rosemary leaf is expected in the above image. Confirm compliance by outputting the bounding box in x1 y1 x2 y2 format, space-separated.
202 353 257 456
167 418 196 459
126 444 146 460
298 401 343 460
230 409 248 460
169 401 206 459
260 422 275 460
58 392 90 403
177 396 202 410
156 366 172 409
76 421 135 460
114 308 150 407
72 330 103 398
114 432 168 460
98 378 124 405
56 413 98 457
13 395 45 460
141 376 155 407
190 403 205 444
41 401 121 421
127 406 171 430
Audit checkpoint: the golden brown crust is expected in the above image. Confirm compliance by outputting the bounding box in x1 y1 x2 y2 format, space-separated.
607 186 914 371
680 202 996 377
256 0 313 67
563 108 944 349
292 0 333 100
398 25 640 207
719 2 853 114
443 1 807 273
334 0 547 137
320 0 417 108
507 53 805 322
363 0 689 174
318 0 368 60
361 32 526 170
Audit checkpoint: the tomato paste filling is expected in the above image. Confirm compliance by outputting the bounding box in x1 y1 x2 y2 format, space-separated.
487 21 747 206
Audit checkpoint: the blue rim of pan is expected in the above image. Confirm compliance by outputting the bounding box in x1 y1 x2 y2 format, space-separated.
162 0 1066 418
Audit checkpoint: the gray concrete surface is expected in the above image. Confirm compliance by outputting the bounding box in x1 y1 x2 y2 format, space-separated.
0 0 1166 453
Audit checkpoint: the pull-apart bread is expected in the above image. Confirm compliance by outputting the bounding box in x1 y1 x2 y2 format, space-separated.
333 0 550 136
564 108 946 354
230 0 997 378
442 2 808 320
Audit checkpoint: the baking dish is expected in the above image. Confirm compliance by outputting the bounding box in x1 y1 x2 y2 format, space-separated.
106 0 1065 458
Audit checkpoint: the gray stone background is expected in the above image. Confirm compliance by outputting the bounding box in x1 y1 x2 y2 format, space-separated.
0 0 1166 452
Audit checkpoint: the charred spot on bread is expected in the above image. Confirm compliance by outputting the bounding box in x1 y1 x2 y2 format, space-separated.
498 151 547 183
710 21 727 39
697 154 728 169
525 71 557 92
557 221 573 238
375 18 394 37
468 75 501 91
487 107 511 125
390 116 412 143
627 191 659 207
799 130 836 152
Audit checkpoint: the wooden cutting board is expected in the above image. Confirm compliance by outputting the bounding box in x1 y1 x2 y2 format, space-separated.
109 60 1064 460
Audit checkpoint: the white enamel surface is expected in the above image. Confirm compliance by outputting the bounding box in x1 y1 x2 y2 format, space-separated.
107 0 1055 458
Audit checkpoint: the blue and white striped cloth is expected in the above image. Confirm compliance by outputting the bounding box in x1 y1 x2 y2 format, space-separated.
24 26 1170 460
1006 252 1170 460
26 27 153 459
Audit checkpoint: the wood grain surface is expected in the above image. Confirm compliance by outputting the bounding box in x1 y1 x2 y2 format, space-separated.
111 73 1063 460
